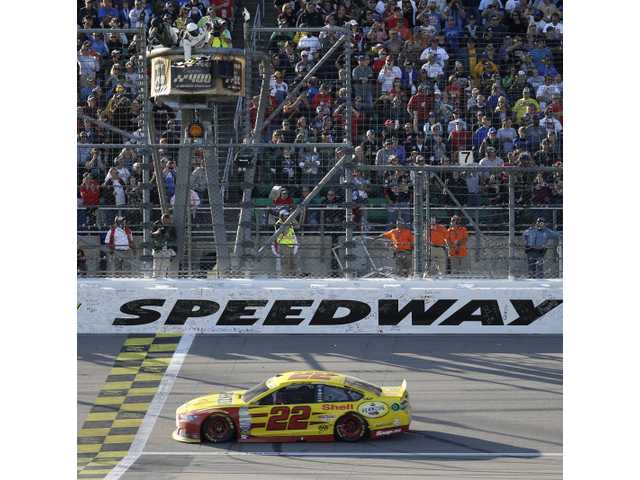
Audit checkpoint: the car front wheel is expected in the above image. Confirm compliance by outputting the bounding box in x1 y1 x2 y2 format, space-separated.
202 414 235 443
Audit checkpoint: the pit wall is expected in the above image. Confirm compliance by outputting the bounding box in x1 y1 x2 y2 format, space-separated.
78 278 562 334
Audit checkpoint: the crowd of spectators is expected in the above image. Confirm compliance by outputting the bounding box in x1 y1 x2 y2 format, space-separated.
255 0 563 226
77 0 563 236
77 0 235 230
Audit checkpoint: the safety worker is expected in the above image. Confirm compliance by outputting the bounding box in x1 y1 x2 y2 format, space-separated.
374 219 415 277
272 210 299 277
427 217 448 275
523 217 560 278
445 215 468 275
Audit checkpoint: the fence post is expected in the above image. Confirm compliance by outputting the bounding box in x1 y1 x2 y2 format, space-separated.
425 172 431 275
508 173 516 279
344 154 354 279
413 169 425 277
552 208 560 278
475 208 480 264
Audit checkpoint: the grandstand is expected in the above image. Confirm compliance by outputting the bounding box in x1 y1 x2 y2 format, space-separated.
77 0 563 280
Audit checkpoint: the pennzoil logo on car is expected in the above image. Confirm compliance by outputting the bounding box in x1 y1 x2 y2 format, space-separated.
358 402 389 418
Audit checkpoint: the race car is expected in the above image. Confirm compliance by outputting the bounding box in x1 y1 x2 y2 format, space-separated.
173 370 411 443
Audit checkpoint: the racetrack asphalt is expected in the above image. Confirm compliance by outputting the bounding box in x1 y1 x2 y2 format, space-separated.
78 334 562 479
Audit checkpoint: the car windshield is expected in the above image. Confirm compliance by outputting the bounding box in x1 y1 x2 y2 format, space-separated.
242 381 271 403
344 376 382 396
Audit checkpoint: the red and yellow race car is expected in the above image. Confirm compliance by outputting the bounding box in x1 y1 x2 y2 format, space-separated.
173 370 411 443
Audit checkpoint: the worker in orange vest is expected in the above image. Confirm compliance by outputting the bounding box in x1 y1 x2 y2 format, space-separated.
445 215 468 275
427 217 448 275
374 219 415 277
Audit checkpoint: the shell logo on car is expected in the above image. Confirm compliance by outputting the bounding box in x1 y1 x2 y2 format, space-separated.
172 370 411 443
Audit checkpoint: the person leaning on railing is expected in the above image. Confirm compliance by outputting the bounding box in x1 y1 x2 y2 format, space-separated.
373 219 415 277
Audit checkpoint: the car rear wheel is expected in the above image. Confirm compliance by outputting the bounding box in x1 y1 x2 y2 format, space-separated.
335 413 367 442
202 414 235 443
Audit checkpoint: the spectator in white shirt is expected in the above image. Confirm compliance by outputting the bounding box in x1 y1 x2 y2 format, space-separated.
535 76 561 110
297 33 321 55
270 71 289 104
114 157 131 184
539 110 562 134
77 41 100 86
104 216 135 274
419 40 449 68
377 56 402 93
497 118 517 155
421 55 444 79
545 13 563 35
478 147 504 178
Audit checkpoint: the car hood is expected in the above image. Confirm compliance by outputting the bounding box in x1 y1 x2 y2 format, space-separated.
178 390 247 414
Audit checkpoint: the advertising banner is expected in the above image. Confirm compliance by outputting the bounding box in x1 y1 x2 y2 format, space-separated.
78 279 562 334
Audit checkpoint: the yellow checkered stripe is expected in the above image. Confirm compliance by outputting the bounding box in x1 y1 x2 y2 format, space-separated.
77 334 181 478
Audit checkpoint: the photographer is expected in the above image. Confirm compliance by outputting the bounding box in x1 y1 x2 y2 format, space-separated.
151 213 177 278
148 16 179 48
209 19 232 48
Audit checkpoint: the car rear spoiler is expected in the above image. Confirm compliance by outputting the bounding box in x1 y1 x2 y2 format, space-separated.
400 379 407 396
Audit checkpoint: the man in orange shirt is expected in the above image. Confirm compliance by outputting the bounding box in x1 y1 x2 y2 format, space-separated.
374 219 414 277
427 217 448 275
445 215 468 275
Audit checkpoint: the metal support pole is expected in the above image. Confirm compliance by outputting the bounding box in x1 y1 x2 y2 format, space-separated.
344 35 353 146
552 208 560 278
141 151 152 265
243 16 252 144
414 170 425 277
202 106 232 275
425 173 431 275
139 27 152 273
508 173 516 279
173 110 195 273
475 208 481 263
343 33 354 279
344 155 353 279
234 57 271 268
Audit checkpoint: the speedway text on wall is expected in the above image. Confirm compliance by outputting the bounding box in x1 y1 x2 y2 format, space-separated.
77 279 562 334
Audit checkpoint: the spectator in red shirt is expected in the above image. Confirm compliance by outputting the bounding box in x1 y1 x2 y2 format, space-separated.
311 83 333 111
80 174 101 227
407 84 435 130
448 119 472 160
548 93 563 124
